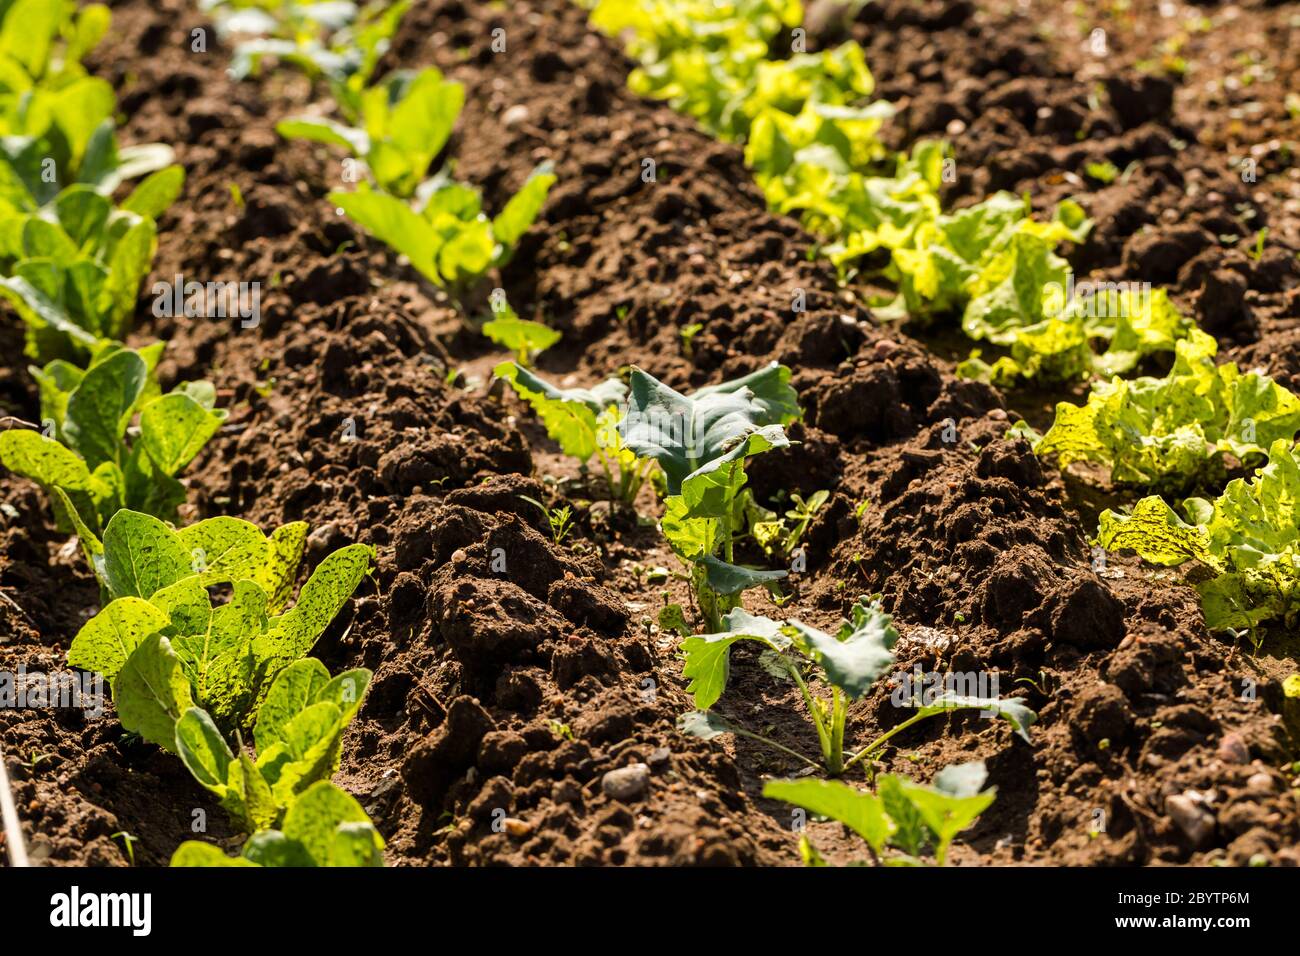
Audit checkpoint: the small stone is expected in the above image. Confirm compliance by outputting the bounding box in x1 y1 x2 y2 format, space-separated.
1166 793 1214 846
873 338 898 358
1217 733 1250 764
501 104 530 128
1246 772 1275 794
451 548 467 564
601 763 650 801
503 817 532 838
647 747 671 771
987 408 1008 421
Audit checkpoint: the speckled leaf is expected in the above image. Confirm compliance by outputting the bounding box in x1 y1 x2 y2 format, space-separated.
151 576 214 648
256 521 309 613
262 702 345 802
273 544 375 658
139 391 226 477
282 781 381 866
231 748 277 832
329 822 386 867
115 634 193 751
176 516 271 586
63 348 147 470
317 667 371 725
239 830 313 867
102 509 192 600
0 429 93 489
174 706 233 794
170 842 259 867
51 485 103 575
67 596 169 680
253 658 331 754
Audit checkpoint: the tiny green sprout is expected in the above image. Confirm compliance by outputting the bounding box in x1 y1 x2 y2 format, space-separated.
854 500 871 520
519 495 575 545
483 303 560 368
229 182 244 209
1085 160 1120 184
646 566 671 584
615 304 631 322
1098 738 1111 751
680 322 704 358
953 612 966 624
112 831 139 867
1015 671 1048 695
1252 227 1269 262
25 751 57 771
783 490 829 553
548 720 574 741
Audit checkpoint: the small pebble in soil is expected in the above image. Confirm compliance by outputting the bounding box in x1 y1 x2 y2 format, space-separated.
1246 772 1275 794
1216 733 1249 764
601 763 650 801
1165 792 1215 846
502 104 530 128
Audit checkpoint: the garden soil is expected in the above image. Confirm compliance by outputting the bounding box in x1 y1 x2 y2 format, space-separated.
1 0 1297 867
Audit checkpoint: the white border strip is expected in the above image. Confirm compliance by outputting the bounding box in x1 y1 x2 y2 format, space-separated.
0 740 30 867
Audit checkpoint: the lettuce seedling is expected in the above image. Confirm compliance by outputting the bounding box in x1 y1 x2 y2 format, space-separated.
279 66 463 198
1031 329 1300 492
494 361 651 504
0 0 176 210
0 0 109 89
0 345 225 541
172 657 371 833
751 488 830 557
1096 438 1300 631
65 509 373 738
0 0 158 207
617 364 799 629
328 163 555 312
957 274 1190 386
483 301 560 367
223 0 410 126
171 780 384 867
764 760 996 866
680 599 1035 775
0 175 184 362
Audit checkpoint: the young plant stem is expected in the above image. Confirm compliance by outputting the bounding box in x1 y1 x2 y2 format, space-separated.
785 659 839 774
725 724 822 771
841 710 933 774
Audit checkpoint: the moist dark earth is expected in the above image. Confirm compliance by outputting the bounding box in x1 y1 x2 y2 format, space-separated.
1 0 1298 867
